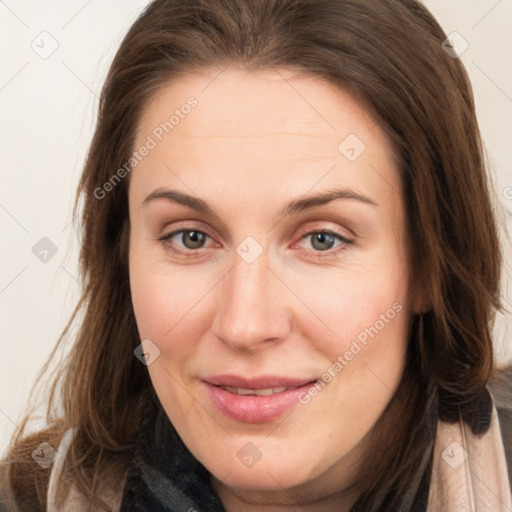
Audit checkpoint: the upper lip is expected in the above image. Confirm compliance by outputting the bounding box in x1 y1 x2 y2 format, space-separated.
203 375 318 389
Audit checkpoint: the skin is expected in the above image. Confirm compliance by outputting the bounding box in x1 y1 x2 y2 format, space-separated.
128 66 422 511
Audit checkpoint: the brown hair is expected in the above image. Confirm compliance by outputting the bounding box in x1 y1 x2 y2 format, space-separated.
1 0 505 510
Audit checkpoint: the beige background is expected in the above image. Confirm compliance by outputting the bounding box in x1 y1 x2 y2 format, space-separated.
1 0 511 454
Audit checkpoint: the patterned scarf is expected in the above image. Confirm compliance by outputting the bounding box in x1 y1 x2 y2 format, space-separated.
118 399 434 512
119 401 226 512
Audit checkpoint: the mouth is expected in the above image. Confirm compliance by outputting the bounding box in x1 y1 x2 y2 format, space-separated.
217 385 303 396
203 375 319 423
203 374 317 389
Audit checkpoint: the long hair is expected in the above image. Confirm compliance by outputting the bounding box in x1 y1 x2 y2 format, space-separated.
1 0 505 510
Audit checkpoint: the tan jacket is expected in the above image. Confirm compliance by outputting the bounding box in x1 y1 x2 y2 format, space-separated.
47 405 511 512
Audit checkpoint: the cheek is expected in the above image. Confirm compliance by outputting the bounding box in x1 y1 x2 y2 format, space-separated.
289 254 410 425
292 269 409 445
130 271 174 339
292 260 409 360
129 253 217 361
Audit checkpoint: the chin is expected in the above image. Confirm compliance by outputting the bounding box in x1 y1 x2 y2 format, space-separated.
215 465 305 491
206 449 318 491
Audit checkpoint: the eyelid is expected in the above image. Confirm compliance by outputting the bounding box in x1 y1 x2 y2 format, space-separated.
159 222 352 241
294 223 354 243
159 220 218 242
158 227 219 248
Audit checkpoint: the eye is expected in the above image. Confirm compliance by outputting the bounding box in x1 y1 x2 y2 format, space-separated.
157 227 354 260
158 229 216 258
295 229 354 257
172 230 208 250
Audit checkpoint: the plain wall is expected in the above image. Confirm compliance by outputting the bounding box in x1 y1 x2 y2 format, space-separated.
1 0 511 455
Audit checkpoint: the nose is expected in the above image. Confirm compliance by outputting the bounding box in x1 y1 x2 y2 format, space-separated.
211 250 291 352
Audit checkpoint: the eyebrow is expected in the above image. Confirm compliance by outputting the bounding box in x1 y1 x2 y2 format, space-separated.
142 187 378 216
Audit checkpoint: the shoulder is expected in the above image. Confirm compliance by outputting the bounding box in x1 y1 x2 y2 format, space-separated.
47 429 126 512
0 427 64 512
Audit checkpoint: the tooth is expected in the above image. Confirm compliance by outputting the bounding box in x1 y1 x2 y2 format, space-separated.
220 386 292 395
236 387 255 395
253 388 274 396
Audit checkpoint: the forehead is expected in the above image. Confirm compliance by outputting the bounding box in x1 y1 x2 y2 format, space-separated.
136 67 378 148
131 67 401 207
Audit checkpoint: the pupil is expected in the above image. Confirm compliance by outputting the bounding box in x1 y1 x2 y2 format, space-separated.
184 231 205 249
313 233 334 251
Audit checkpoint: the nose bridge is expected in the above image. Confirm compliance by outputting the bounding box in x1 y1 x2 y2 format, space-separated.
212 250 289 349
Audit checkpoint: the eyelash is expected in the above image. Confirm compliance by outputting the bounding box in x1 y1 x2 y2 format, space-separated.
157 227 354 260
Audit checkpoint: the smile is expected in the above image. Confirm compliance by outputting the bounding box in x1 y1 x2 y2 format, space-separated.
219 385 298 395
203 378 318 423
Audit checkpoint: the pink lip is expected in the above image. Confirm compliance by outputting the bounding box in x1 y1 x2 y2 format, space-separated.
203 374 318 423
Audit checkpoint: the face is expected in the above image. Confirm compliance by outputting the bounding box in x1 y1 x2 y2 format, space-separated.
128 67 419 507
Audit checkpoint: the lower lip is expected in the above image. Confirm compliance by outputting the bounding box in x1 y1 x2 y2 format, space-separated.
204 381 317 423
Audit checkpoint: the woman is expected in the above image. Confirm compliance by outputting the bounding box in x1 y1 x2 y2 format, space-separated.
1 0 511 510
